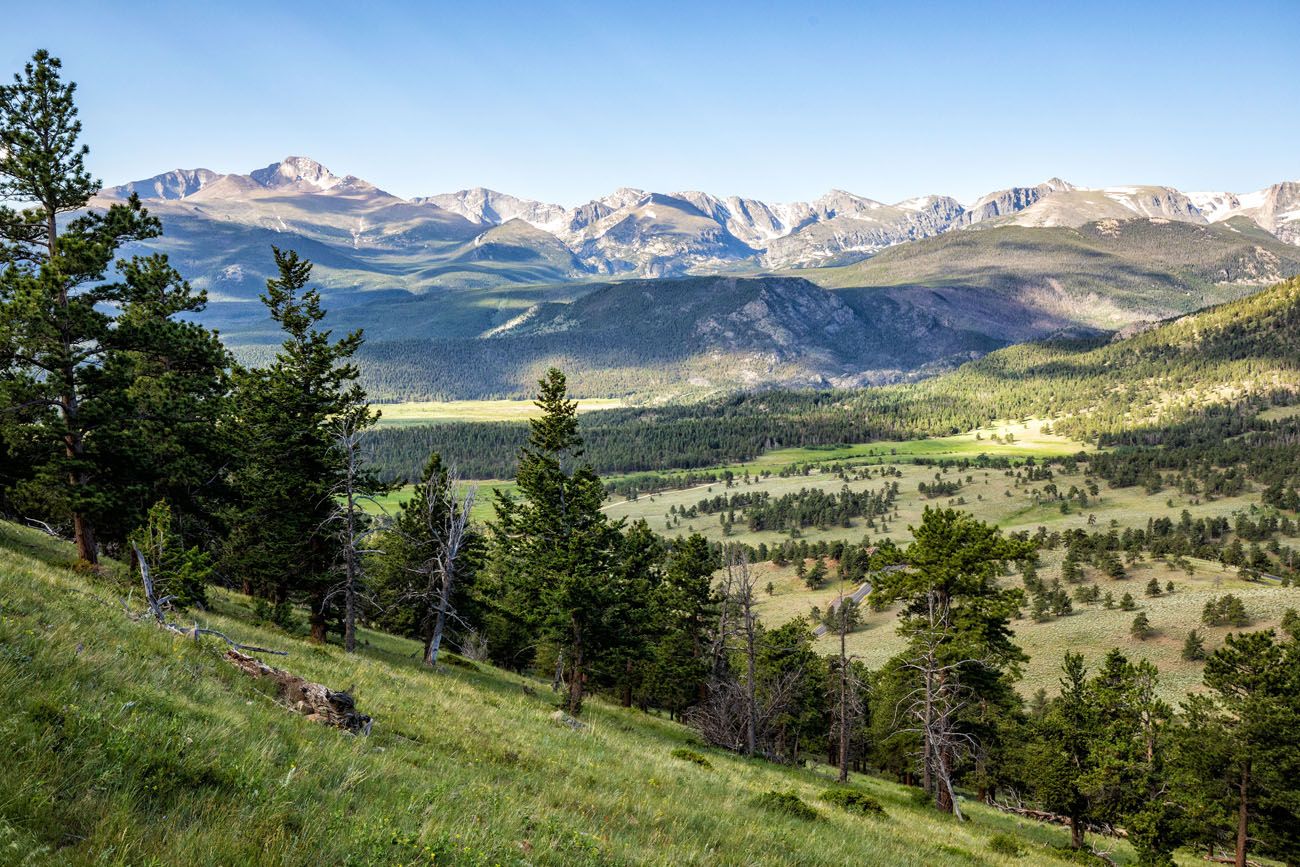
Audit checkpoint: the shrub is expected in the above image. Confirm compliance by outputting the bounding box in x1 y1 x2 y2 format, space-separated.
987 832 1025 856
670 748 711 769
1131 612 1154 640
819 788 884 816
751 790 819 821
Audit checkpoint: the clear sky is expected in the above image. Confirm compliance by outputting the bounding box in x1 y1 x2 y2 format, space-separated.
4 0 1298 206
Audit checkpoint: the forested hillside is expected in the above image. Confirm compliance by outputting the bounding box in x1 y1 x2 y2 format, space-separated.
364 276 1300 481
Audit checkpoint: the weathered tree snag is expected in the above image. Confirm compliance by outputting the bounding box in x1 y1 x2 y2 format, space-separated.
225 650 373 734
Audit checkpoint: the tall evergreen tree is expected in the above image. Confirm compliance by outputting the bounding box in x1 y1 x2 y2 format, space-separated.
1175 630 1300 867
0 50 225 562
491 368 622 715
224 248 368 643
1024 652 1095 849
644 532 718 716
873 508 1032 814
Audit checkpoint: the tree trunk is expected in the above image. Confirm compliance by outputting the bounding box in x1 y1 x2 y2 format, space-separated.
622 659 633 707
309 595 328 644
425 596 447 666
343 555 357 653
1236 761 1250 867
73 509 97 564
838 608 849 783
936 749 955 814
567 619 585 716
744 611 757 757
1070 815 1084 850
343 492 358 653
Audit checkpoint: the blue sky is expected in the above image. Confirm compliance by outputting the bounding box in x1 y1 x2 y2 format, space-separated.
4 0 1298 205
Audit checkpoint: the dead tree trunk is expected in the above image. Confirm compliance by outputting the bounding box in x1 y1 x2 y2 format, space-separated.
838 587 850 782
424 476 475 667
225 650 372 734
730 550 759 757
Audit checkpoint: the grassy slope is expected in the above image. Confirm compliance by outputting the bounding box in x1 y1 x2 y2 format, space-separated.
0 521 1154 866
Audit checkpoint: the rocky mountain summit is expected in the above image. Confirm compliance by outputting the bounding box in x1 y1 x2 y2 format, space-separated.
100 157 1300 284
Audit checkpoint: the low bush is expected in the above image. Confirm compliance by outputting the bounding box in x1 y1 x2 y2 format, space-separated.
751 790 819 821
669 747 711 768
819 787 884 816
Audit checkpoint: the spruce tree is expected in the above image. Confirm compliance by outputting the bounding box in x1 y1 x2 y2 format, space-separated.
645 532 717 716
224 248 368 643
1025 652 1095 849
491 368 622 715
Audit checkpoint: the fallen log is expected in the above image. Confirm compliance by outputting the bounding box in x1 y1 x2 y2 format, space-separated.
129 545 369 733
225 649 373 735
988 801 1127 838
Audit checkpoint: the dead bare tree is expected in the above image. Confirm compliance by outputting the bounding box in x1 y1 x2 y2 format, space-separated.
894 591 985 820
130 543 372 732
326 411 384 653
389 460 478 667
727 547 760 756
424 470 476 666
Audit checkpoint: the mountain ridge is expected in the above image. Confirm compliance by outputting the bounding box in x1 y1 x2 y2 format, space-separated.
100 157 1300 278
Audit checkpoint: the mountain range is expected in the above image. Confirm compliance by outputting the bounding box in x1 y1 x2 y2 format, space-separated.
97 157 1300 399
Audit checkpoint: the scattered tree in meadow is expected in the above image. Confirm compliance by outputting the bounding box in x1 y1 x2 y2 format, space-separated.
1182 629 1206 661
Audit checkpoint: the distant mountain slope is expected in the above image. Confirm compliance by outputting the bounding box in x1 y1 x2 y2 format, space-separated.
813 217 1300 331
344 275 1005 400
315 218 1300 400
364 277 1300 481
95 157 1300 399
99 157 1300 308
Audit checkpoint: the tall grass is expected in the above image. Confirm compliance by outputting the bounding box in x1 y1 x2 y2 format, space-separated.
0 521 1145 865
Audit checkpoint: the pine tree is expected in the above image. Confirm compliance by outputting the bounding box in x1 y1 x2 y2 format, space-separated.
1131 612 1153 640
1024 652 1095 849
491 368 622 715
224 248 369 643
0 50 226 562
873 507 1033 815
1182 629 1206 661
1175 630 1300 867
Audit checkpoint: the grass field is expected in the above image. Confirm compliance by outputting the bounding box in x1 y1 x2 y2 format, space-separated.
593 417 1299 703
0 520 1173 866
373 398 625 427
752 551 1300 703
367 479 515 523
